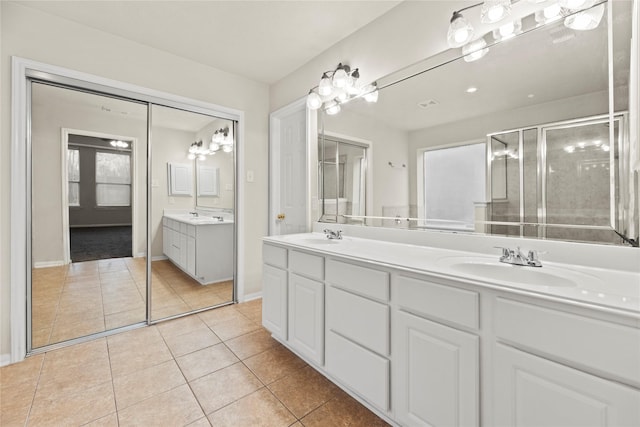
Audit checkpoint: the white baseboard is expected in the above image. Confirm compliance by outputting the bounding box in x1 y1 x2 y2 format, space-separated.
0 353 12 367
33 260 66 269
240 291 262 303
135 252 147 258
151 255 168 261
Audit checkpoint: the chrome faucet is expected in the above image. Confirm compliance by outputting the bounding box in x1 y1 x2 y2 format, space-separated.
496 246 542 267
189 211 199 217
213 216 224 221
324 229 343 240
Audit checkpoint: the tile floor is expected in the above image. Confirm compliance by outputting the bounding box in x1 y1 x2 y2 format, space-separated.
31 258 233 348
1 300 390 426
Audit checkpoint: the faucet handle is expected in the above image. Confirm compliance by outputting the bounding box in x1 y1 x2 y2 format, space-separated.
526 249 544 267
494 246 511 261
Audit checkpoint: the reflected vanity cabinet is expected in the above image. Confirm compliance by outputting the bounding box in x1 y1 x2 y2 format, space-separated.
163 217 233 285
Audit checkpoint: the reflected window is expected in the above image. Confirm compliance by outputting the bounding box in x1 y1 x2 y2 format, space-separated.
67 148 80 206
95 151 131 206
423 143 486 231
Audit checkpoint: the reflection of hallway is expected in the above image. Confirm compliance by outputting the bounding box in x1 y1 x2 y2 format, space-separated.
31 258 233 348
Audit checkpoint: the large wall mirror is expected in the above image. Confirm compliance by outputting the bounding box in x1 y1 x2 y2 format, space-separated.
319 0 638 246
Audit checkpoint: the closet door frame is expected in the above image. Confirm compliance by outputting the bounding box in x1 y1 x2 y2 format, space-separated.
10 56 245 364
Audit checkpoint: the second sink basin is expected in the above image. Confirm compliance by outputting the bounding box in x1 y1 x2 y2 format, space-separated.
437 256 592 288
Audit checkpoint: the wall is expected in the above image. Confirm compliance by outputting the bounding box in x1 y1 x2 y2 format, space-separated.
1 2 269 357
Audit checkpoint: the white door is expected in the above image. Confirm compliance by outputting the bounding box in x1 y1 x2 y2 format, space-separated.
269 99 312 235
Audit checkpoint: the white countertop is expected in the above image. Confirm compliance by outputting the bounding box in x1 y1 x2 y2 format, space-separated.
264 232 640 317
164 213 234 226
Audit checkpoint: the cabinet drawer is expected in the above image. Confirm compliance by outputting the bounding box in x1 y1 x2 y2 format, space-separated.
326 331 389 411
396 275 479 330
263 244 287 269
289 250 324 281
326 259 389 302
495 298 640 387
327 286 389 356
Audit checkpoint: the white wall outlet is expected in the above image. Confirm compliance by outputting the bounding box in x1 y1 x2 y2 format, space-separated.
247 170 254 182
151 179 159 188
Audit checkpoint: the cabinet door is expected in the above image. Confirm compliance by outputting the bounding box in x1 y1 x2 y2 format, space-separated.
288 273 324 366
262 264 288 340
162 226 169 256
394 311 479 427
177 233 187 269
186 236 196 276
494 344 640 427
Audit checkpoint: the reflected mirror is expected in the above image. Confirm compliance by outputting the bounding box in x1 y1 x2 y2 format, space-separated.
320 1 638 246
150 105 235 321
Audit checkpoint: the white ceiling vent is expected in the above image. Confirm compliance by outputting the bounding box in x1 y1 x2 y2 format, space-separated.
418 99 439 109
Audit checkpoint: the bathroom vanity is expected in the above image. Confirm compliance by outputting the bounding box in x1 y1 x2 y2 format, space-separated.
163 213 233 284
262 231 640 426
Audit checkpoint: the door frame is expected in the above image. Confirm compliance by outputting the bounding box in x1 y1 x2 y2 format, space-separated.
268 97 317 235
10 56 246 363
61 128 139 265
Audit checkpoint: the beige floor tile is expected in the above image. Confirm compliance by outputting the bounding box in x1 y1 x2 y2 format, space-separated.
268 365 339 418
117 384 204 427
83 412 119 426
208 315 261 341
104 308 146 330
190 362 263 415
28 380 116 426
151 302 192 321
157 313 210 338
37 340 111 397
176 343 239 381
49 315 106 344
225 328 279 360
0 380 38 427
300 389 390 427
244 344 307 385
0 353 44 387
207 388 296 427
198 305 246 327
98 259 128 273
187 417 212 427
107 327 173 377
31 327 53 348
113 360 185 410
164 327 222 357
183 291 227 310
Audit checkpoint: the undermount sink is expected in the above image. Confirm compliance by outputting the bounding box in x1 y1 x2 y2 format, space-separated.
437 256 583 288
300 238 341 245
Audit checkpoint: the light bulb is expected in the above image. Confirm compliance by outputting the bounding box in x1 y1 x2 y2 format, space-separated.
318 73 333 96
332 64 349 88
447 11 474 47
209 142 220 152
493 19 522 41
222 144 233 153
189 145 197 154
564 4 604 30
188 153 196 160
363 85 379 103
325 102 341 115
535 3 562 25
110 140 117 147
198 154 206 161
336 89 349 102
462 38 489 62
306 91 322 110
481 0 511 24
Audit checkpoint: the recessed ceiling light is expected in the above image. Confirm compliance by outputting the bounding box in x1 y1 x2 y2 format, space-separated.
527 94 535 98
466 87 478 93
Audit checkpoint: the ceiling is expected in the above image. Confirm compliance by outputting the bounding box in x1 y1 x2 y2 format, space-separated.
13 0 402 85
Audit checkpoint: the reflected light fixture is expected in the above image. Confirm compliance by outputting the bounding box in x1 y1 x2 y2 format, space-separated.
564 3 605 30
493 19 522 41
110 140 129 149
481 0 512 23
447 10 475 48
306 63 378 114
187 126 233 160
535 3 563 25
462 38 489 62
558 0 596 10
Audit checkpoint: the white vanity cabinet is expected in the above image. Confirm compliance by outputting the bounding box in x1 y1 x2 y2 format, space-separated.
492 297 640 426
393 275 480 427
262 245 288 341
163 217 233 285
325 259 391 412
288 250 325 366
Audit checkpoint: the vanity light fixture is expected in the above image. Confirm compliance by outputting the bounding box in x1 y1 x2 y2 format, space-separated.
558 0 595 10
535 3 563 25
447 10 475 48
306 63 378 114
188 126 233 160
564 3 605 30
